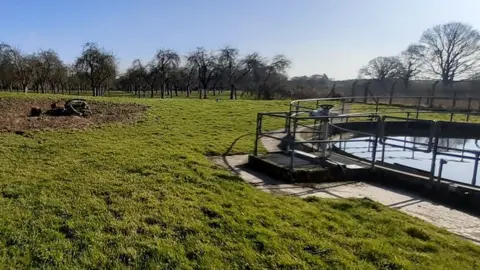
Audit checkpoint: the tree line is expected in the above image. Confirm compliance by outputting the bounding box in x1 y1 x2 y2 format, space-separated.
116 47 329 99
359 22 480 87
0 42 331 99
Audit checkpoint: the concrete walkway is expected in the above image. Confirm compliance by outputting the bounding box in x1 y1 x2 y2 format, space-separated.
212 155 480 243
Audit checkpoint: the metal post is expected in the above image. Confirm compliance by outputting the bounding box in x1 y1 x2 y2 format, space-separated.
416 97 421 119
438 159 447 182
467 98 472 122
473 154 479 186
315 119 321 152
412 136 416 159
254 114 262 156
371 118 379 168
320 118 329 158
343 116 349 150
450 113 454 122
290 118 298 171
406 112 410 129
452 92 457 108
381 143 386 163
429 123 439 182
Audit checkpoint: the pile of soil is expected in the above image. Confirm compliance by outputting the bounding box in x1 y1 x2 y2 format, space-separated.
0 98 147 132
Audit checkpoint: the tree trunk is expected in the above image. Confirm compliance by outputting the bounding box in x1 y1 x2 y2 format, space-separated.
151 87 154 98
230 84 235 99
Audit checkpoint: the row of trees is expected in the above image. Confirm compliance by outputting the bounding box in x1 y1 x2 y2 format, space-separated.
359 22 480 87
0 43 117 96
118 47 296 99
0 41 333 99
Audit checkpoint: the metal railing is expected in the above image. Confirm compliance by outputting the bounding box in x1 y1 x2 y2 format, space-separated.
253 95 480 187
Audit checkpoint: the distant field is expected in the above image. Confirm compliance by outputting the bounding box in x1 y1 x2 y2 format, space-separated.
0 93 477 269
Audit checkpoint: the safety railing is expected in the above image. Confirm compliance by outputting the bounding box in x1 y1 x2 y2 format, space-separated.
253 95 480 188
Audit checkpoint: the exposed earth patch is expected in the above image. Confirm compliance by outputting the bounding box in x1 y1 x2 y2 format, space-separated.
0 97 147 132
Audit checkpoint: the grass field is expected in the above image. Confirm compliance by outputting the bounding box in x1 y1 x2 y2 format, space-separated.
0 93 478 269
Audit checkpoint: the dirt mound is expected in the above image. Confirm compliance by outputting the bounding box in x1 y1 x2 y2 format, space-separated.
0 98 147 132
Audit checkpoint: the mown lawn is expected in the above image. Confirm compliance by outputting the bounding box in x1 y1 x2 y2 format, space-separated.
0 93 478 269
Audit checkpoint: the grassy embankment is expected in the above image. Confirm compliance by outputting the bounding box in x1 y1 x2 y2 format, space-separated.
0 93 478 269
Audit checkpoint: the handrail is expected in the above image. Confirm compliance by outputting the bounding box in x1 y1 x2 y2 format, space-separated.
254 95 480 186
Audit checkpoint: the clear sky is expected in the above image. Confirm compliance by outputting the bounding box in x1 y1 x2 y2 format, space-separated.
2 0 480 80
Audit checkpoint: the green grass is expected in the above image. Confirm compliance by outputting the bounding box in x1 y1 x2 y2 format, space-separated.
0 93 478 269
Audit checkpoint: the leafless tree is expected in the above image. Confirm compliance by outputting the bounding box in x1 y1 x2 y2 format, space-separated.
219 46 251 99
155 49 180 99
419 22 480 85
75 42 117 96
0 43 15 91
358 56 402 81
132 59 159 98
397 44 425 88
187 47 217 99
7 48 36 93
33 49 65 93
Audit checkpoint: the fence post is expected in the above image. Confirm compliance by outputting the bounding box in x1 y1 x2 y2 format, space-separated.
452 92 457 108
467 97 472 122
388 81 397 105
416 97 421 119
351 80 357 103
363 81 371 104
429 81 440 108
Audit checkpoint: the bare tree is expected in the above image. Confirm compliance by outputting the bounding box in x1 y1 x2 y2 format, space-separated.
0 43 15 91
8 48 36 93
419 22 480 85
155 49 180 99
133 59 159 98
358 56 402 81
34 49 65 93
187 47 217 99
258 54 291 99
75 42 117 96
219 46 251 99
397 44 425 88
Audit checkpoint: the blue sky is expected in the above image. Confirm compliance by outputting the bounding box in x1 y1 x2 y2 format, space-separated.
2 0 480 79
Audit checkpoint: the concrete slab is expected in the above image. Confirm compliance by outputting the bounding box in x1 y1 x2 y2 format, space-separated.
212 155 480 244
